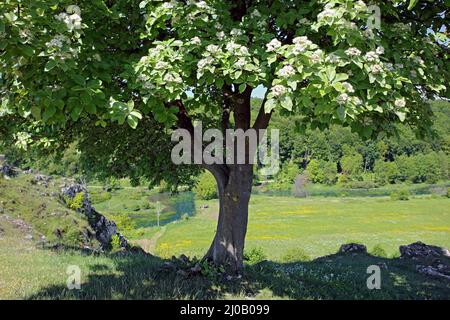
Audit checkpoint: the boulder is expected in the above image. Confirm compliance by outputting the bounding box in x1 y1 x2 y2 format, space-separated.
60 183 129 251
339 243 367 254
416 265 450 281
1 164 18 178
399 241 450 259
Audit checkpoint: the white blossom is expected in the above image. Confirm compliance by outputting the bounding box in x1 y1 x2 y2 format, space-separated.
342 82 354 93
196 1 209 9
271 84 286 97
370 64 383 74
345 47 361 57
310 50 323 63
266 38 281 52
235 58 246 69
155 61 169 69
364 51 379 62
326 53 341 64
162 2 174 9
217 31 225 40
376 46 385 55
336 93 349 104
318 8 338 20
197 56 214 70
293 36 312 46
164 72 182 84
279 65 296 77
250 9 261 18
230 28 243 37
46 35 70 49
190 36 201 45
394 98 406 108
206 44 220 54
386 63 394 71
55 11 82 32
395 63 404 69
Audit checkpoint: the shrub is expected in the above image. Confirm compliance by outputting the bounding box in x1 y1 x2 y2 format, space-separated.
446 187 450 198
370 244 388 257
390 189 410 201
113 214 135 234
374 160 398 185
193 171 217 200
65 192 85 211
281 248 310 263
110 234 122 252
341 152 363 180
306 159 337 185
244 247 267 264
270 162 301 191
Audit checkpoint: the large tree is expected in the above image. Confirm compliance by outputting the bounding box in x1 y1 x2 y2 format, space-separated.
1 0 449 273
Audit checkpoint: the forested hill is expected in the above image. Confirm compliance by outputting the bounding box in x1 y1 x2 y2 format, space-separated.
1 100 449 188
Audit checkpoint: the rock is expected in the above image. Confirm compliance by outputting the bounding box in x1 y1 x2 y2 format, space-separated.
399 241 450 259
179 254 189 264
416 265 450 281
177 269 189 277
339 243 367 254
60 183 129 251
1 163 18 178
31 174 53 187
377 262 388 270
162 262 176 271
190 263 202 274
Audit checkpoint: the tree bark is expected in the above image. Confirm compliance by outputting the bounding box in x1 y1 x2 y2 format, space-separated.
205 163 253 274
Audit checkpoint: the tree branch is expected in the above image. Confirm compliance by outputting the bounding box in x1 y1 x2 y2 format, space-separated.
253 89 272 131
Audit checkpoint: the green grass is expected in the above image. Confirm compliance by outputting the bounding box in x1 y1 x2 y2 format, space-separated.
1 221 449 300
156 195 450 261
1 176 449 299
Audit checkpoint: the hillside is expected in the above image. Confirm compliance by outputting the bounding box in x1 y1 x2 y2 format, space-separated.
0 174 100 249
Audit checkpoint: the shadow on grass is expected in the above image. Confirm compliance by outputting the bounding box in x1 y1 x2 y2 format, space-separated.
26 250 450 300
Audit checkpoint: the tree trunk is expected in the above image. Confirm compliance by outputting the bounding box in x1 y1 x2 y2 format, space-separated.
204 164 253 274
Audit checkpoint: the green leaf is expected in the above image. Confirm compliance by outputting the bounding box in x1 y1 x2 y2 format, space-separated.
408 0 419 10
238 83 246 93
42 105 56 122
31 106 41 120
396 111 406 122
325 66 336 82
127 114 140 129
129 110 142 119
70 106 83 121
44 60 57 72
337 106 346 121
264 99 277 113
333 73 348 83
280 96 293 111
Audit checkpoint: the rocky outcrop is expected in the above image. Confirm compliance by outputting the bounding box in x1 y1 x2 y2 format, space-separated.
339 243 367 254
400 242 450 281
0 163 18 178
60 183 129 251
400 241 450 259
